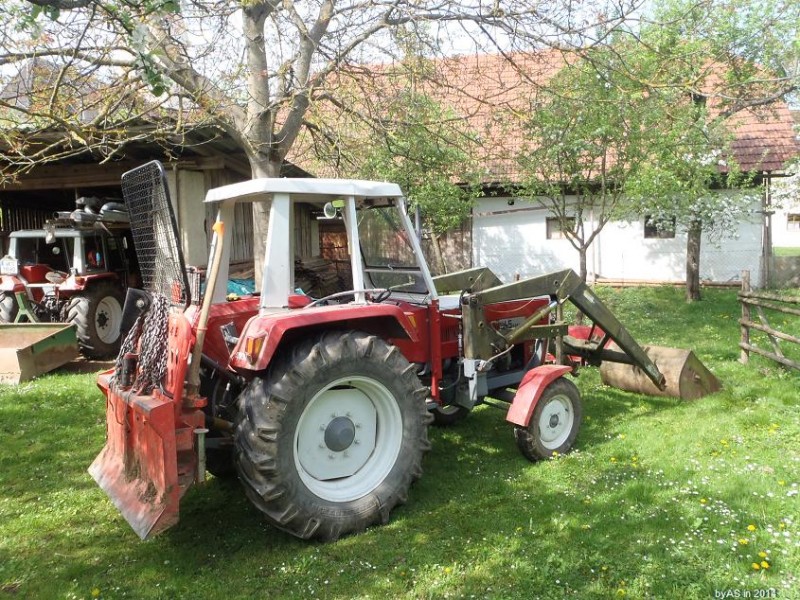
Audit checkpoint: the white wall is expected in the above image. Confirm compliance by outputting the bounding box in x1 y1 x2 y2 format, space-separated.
472 199 580 281
771 173 800 248
164 167 208 267
772 206 800 248
472 194 763 285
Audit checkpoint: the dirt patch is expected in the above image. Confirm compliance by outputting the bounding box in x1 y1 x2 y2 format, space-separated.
57 357 114 375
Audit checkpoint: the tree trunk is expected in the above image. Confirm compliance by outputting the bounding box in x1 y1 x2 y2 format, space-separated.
251 159 283 290
431 233 448 275
578 247 588 283
686 220 702 302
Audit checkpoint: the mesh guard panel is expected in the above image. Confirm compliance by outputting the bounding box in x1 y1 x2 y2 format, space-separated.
121 161 190 307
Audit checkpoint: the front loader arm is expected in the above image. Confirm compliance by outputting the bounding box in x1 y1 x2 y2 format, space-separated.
461 269 666 391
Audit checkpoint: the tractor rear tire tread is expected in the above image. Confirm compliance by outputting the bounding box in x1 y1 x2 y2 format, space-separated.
234 330 432 541
66 282 124 359
0 292 18 323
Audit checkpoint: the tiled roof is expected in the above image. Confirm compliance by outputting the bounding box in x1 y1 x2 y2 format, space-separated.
727 104 799 172
297 51 799 182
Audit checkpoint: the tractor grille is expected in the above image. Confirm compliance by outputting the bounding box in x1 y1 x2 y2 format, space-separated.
120 161 190 307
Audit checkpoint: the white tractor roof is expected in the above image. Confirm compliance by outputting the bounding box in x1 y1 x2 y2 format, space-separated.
205 178 404 204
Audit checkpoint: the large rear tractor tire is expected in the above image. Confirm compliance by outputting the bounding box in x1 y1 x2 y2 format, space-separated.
234 330 432 541
0 292 18 323
67 282 124 359
514 377 582 462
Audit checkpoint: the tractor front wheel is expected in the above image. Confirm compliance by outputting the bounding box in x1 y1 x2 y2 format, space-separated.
0 292 18 323
234 330 431 541
514 377 582 461
67 283 124 359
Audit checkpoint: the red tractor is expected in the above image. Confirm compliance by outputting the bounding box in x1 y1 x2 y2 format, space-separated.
90 161 718 541
0 199 137 358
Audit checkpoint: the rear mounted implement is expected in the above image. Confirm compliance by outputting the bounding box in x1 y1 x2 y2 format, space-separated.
89 162 206 539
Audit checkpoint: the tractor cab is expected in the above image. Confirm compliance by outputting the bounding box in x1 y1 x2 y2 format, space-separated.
204 178 438 309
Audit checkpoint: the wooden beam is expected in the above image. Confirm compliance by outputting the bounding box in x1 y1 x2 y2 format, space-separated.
0 157 239 191
2 162 138 190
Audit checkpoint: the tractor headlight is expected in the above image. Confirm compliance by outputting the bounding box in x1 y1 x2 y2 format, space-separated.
0 255 19 276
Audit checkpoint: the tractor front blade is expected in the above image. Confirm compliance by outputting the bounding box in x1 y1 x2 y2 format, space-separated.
89 375 181 539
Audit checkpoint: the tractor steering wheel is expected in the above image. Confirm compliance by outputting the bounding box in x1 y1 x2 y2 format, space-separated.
304 288 390 308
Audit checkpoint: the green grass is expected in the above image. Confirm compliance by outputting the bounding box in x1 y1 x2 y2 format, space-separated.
773 247 800 257
1 287 799 599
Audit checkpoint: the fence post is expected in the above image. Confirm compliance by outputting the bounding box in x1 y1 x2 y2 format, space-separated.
740 269 750 364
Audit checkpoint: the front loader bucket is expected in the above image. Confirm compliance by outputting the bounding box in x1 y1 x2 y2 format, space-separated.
89 374 181 539
600 344 721 400
0 323 78 384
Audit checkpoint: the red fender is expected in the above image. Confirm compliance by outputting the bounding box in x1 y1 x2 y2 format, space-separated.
0 275 25 293
506 365 573 427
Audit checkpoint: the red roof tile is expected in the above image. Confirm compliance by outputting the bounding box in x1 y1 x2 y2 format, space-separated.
296 51 799 181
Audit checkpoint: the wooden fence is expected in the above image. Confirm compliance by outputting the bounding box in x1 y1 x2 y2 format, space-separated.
739 270 800 371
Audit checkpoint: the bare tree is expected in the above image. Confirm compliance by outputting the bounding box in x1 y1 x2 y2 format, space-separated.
1 0 647 278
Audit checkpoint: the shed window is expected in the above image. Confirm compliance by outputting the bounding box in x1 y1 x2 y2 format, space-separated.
787 214 800 231
546 217 574 240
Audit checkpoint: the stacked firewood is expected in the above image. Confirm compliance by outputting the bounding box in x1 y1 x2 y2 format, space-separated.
295 257 346 297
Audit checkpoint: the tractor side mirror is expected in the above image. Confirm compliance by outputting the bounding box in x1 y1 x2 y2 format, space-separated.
322 199 344 219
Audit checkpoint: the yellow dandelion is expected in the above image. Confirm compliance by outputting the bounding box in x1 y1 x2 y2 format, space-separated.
601 566 608 572
616 590 626 597
618 434 626 440
752 563 761 571
778 480 786 486
444 566 452 574
738 538 749 545
747 524 757 532
720 439 728 445
610 457 617 463
700 498 708 505
761 561 770 570
91 589 100 599
758 551 768 558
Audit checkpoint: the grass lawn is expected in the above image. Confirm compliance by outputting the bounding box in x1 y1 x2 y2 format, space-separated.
774 247 800 257
1 287 798 599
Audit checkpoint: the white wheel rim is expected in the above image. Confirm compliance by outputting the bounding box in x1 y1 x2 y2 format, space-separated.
95 296 122 344
294 376 402 502
537 394 575 450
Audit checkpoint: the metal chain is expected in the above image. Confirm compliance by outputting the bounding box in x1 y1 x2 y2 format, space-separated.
109 293 170 394
110 313 143 387
133 294 170 394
